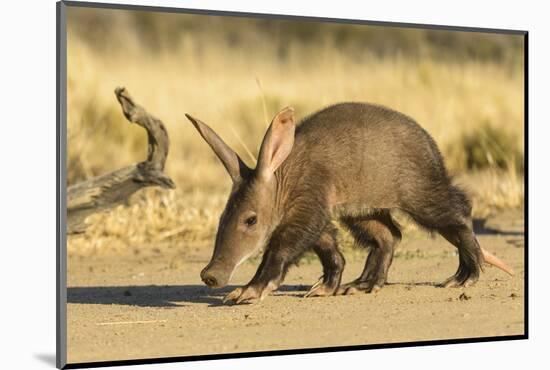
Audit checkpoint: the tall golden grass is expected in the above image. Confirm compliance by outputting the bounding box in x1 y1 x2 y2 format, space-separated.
66 15 524 254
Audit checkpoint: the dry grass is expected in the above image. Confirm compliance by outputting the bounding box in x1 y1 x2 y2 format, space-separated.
66 18 524 255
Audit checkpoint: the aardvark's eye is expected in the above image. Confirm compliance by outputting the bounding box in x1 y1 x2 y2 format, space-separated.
244 215 257 226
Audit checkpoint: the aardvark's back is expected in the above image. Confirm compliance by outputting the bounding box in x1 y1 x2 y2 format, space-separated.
289 102 450 212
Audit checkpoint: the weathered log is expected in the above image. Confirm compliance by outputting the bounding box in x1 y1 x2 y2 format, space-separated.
67 87 175 234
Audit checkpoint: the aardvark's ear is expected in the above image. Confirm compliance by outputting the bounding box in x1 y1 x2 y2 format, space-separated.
185 114 251 183
256 107 295 180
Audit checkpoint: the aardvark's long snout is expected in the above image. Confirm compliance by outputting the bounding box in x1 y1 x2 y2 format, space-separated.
200 262 232 289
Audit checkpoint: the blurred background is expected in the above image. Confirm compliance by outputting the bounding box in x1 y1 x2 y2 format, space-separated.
67 7 524 254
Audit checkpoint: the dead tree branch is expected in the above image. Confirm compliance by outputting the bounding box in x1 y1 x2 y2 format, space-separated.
67 87 175 234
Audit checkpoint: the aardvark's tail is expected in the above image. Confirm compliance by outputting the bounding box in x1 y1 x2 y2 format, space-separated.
481 247 514 276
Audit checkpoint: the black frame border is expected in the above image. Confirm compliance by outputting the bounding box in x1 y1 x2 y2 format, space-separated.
56 1 528 369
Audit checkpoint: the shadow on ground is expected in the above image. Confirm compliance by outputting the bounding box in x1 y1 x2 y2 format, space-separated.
67 281 449 308
67 284 310 308
473 218 524 236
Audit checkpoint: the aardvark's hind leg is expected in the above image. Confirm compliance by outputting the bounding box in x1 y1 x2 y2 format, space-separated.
437 224 483 287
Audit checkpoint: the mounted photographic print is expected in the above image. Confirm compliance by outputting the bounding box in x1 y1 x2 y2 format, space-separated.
57 1 527 368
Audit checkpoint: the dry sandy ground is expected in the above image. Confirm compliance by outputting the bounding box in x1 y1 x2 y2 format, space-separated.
66 210 525 364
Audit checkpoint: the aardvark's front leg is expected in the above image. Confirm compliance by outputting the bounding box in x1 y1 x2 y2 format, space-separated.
223 247 291 304
223 220 327 304
223 250 286 304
